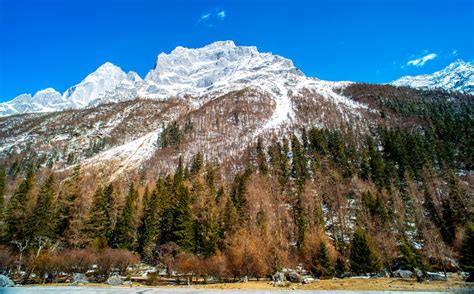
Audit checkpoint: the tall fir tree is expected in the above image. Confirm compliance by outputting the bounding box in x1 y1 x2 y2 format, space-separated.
460 223 474 272
87 184 114 247
256 137 268 175
27 174 57 242
60 164 88 247
113 183 138 250
4 166 35 242
190 152 204 176
291 134 309 189
173 180 194 251
192 178 219 256
349 227 382 275
0 166 5 221
138 180 163 260
315 240 335 278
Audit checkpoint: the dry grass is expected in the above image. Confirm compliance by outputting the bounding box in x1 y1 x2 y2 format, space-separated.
192 277 473 292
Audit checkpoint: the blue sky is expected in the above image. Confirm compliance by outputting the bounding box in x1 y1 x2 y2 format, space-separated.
0 0 473 101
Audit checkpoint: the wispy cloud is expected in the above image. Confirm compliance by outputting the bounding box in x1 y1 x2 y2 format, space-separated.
217 10 226 19
407 52 438 67
197 8 227 26
452 50 458 56
200 12 211 20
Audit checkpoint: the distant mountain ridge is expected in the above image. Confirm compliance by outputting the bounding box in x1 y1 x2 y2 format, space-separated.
391 60 474 94
1 42 472 117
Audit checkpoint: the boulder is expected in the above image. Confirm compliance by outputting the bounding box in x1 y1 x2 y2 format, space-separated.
0 275 14 287
466 272 474 283
426 272 448 281
70 273 88 285
285 271 303 283
393 269 414 279
106 275 123 286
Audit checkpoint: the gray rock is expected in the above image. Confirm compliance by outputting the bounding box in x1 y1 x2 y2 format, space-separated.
0 274 14 287
426 272 448 281
106 275 122 286
285 271 303 283
393 269 414 279
70 273 88 285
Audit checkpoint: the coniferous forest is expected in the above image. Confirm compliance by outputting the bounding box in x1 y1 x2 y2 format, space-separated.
0 85 472 285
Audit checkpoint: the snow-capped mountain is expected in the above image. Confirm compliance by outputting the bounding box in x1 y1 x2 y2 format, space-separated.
0 88 67 116
1 41 471 182
0 62 131 116
391 60 474 94
0 41 367 180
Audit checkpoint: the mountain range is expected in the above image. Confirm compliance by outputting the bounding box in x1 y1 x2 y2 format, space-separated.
1 41 472 117
0 41 472 183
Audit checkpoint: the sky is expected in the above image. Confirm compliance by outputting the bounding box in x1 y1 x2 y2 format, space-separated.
0 0 473 101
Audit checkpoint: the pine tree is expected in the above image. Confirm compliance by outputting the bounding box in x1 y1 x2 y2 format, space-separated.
60 164 88 247
190 152 204 176
220 187 237 242
291 134 309 189
294 192 307 249
27 174 57 242
398 238 426 270
192 178 219 256
349 227 382 275
87 184 114 247
138 181 163 260
0 166 5 221
113 183 138 250
460 223 474 272
256 137 268 175
173 181 194 251
315 240 334 278
4 166 35 242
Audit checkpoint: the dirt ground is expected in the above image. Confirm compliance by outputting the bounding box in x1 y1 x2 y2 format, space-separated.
190 277 473 292
28 276 473 292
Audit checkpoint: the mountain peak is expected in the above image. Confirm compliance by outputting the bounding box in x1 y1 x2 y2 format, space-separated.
391 60 474 94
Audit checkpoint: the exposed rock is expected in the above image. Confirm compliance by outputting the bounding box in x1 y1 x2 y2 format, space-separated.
285 271 303 283
106 275 123 286
426 272 448 281
393 269 414 279
0 275 14 287
70 273 88 285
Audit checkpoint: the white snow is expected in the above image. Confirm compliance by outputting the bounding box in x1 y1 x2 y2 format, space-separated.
391 60 474 94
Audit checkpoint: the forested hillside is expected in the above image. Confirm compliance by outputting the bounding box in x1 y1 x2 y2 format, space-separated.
0 84 472 283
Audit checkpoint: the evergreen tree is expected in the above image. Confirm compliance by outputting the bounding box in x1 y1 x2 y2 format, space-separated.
294 192 307 249
27 174 57 242
291 134 309 188
138 180 163 260
460 223 474 272
4 166 35 242
190 152 204 176
60 164 88 247
173 181 194 251
220 187 237 242
87 184 114 247
315 240 335 278
192 178 219 256
256 137 268 175
398 238 426 270
349 227 382 275
0 166 5 221
113 183 138 250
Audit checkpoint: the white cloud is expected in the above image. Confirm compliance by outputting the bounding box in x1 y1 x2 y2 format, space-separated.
452 50 458 56
200 12 211 20
407 53 438 67
217 10 226 19
197 8 226 25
